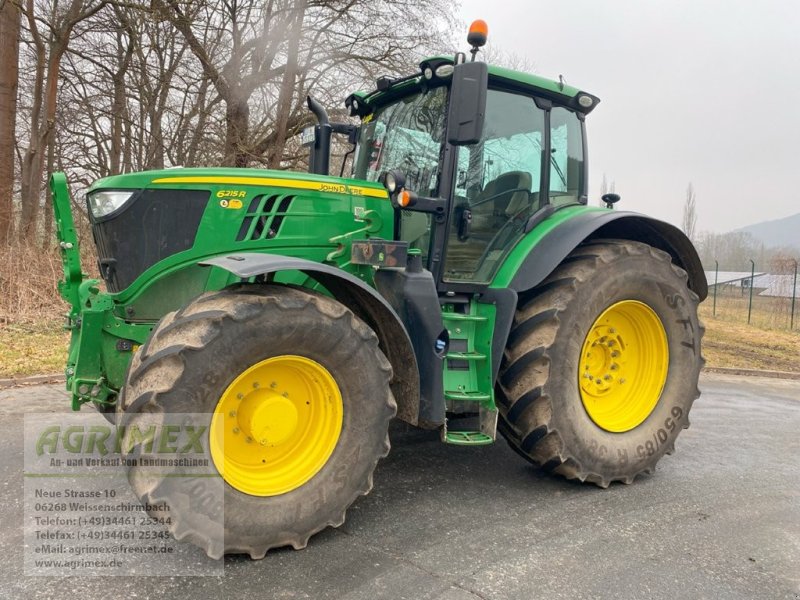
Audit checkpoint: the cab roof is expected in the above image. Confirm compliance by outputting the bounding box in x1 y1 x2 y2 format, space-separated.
346 55 599 118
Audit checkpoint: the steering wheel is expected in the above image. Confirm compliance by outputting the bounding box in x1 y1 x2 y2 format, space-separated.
469 187 530 209
471 204 534 276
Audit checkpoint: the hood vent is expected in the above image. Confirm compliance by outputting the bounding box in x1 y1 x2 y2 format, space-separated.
236 194 295 242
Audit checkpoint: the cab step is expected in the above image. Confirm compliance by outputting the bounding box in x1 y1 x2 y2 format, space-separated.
444 390 492 402
444 431 494 446
441 408 498 446
441 313 488 323
445 351 487 361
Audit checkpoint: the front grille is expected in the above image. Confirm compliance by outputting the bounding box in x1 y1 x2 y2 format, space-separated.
92 189 209 292
236 194 295 241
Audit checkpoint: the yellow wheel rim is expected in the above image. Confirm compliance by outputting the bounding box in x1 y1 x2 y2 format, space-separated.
209 355 343 496
578 300 669 433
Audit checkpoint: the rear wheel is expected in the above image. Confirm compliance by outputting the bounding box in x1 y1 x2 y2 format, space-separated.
497 240 703 487
118 284 396 558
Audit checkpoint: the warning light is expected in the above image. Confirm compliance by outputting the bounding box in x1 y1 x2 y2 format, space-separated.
467 20 489 49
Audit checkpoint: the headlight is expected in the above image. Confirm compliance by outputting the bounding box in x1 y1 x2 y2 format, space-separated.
382 170 406 194
87 190 135 219
434 64 454 78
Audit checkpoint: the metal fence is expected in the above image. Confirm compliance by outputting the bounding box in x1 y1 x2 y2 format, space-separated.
706 260 798 331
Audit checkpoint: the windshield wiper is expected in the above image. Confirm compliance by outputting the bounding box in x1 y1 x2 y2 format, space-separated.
549 151 567 188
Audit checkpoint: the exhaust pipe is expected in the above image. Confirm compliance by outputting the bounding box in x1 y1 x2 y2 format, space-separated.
307 96 331 176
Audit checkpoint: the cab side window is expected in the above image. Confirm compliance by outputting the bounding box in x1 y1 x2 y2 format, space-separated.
549 107 585 206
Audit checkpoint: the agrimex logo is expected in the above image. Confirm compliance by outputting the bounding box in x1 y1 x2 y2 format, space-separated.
35 424 208 457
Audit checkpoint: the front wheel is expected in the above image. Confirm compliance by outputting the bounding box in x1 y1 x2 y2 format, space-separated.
118 284 396 558
497 240 704 487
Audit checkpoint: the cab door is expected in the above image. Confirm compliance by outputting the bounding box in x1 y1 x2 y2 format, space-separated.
441 89 590 287
442 89 547 285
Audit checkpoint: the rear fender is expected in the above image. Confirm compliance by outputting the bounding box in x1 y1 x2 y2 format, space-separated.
507 211 707 299
485 211 707 387
200 254 421 425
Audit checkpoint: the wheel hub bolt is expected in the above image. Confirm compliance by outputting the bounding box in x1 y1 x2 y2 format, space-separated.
253 382 259 388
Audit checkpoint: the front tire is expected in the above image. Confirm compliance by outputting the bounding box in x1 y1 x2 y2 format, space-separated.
118 284 396 558
497 240 704 487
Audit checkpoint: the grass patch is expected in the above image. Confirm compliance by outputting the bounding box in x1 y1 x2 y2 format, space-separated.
0 304 797 379
699 302 800 373
0 320 69 378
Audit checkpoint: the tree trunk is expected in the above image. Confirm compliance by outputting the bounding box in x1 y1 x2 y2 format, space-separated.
224 99 250 167
0 0 21 244
110 32 128 173
43 131 54 246
267 2 305 169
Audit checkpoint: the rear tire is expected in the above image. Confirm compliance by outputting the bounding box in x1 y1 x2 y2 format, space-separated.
118 284 396 558
497 240 704 487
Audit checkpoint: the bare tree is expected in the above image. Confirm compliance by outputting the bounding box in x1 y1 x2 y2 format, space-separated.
7 0 457 246
682 182 697 241
480 42 535 73
17 0 109 241
150 0 455 168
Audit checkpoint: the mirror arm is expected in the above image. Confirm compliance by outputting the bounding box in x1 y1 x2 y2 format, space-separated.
391 191 447 216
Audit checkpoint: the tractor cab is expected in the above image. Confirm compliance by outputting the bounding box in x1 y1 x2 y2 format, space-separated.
341 55 597 291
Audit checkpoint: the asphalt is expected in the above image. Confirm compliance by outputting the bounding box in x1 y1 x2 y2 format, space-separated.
1 373 799 600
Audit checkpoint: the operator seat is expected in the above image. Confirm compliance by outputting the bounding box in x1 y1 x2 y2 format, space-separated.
470 171 532 233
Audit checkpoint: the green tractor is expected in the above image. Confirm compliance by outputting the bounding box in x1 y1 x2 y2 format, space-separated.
51 24 706 558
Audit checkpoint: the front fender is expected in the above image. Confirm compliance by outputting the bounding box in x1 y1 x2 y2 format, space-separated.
199 253 422 425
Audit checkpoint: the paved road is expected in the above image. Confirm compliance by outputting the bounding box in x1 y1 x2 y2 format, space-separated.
1 373 799 600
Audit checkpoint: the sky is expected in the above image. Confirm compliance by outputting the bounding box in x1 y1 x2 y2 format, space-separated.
457 0 800 233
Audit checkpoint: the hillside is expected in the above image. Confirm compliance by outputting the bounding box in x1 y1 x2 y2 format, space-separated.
737 212 800 250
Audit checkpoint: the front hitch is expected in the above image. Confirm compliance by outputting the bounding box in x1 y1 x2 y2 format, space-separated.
51 172 84 317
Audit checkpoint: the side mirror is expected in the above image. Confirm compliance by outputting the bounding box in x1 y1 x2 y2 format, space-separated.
446 61 488 146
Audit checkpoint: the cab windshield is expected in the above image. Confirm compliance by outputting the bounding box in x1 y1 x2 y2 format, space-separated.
353 86 447 197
